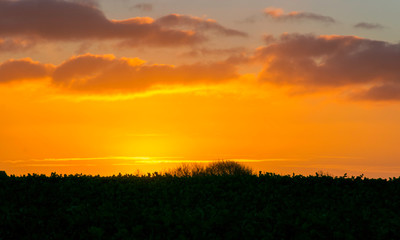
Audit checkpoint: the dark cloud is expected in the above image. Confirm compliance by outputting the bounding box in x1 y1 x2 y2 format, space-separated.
131 3 153 12
255 33 400 101
354 22 384 30
353 84 400 101
264 7 336 23
0 0 245 48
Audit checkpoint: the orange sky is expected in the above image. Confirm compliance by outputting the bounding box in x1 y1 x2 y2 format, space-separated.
1 0 400 178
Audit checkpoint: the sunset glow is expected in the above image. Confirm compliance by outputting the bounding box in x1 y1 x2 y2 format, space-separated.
1 0 400 178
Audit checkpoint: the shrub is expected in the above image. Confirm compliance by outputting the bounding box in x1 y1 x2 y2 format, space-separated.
204 160 253 176
166 160 253 177
167 163 194 177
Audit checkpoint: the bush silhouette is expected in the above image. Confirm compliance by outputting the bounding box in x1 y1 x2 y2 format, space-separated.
204 160 253 176
166 160 253 177
167 163 194 177
2 166 399 239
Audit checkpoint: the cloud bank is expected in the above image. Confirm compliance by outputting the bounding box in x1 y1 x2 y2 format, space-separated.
255 34 400 101
0 0 246 48
52 54 238 93
0 54 238 93
264 8 336 23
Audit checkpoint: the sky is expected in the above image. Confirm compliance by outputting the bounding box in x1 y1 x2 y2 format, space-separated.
1 0 400 178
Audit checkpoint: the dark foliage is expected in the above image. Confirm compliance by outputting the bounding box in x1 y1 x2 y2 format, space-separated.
204 160 253 176
0 167 400 239
166 160 253 177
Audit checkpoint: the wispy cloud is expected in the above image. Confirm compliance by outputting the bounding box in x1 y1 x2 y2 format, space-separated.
0 37 36 52
6 156 296 165
4 156 183 164
131 3 153 12
32 156 177 162
228 158 300 162
264 7 336 23
354 22 384 30
155 14 248 38
180 47 247 58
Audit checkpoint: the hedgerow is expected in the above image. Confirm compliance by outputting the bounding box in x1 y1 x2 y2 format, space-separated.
0 162 399 239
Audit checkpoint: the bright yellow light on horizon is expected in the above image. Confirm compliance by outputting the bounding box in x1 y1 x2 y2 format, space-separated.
2 74 400 178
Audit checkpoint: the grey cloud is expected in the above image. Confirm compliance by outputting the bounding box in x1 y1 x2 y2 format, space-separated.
132 3 153 12
255 33 400 101
0 0 245 48
354 22 384 30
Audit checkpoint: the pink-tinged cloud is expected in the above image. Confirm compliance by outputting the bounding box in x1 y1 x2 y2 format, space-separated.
255 33 400 101
264 7 336 23
0 0 245 47
0 58 54 83
51 54 238 93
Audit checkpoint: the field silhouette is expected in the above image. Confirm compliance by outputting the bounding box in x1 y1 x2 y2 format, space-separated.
0 161 399 239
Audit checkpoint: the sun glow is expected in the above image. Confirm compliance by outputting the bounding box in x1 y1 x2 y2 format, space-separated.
1 0 400 178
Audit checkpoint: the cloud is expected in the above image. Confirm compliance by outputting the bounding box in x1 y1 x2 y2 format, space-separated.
264 7 336 23
0 54 239 93
69 0 99 7
180 47 247 58
0 58 54 83
48 54 237 93
132 3 153 12
255 33 400 100
237 15 259 24
0 38 36 52
155 14 248 37
354 22 384 30
0 0 245 47
262 34 276 44
353 84 400 101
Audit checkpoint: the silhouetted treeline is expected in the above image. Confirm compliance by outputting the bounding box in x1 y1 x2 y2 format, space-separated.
0 162 400 239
